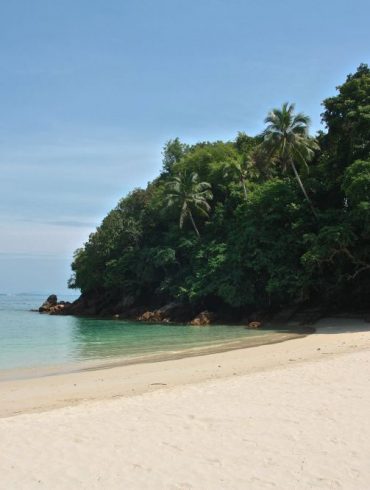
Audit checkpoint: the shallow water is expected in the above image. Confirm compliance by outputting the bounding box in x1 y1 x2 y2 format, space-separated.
0 294 306 379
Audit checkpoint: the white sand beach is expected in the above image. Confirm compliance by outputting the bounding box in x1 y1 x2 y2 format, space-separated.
1 318 370 489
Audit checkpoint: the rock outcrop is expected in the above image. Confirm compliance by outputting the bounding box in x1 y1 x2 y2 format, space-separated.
38 294 58 313
137 310 164 322
49 302 71 314
38 295 71 314
190 310 215 326
137 302 190 323
246 321 262 329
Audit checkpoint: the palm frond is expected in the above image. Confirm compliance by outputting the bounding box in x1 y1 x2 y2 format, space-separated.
164 170 213 235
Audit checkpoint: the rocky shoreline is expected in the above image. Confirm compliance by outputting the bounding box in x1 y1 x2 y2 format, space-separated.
37 295 73 315
37 294 233 326
34 292 355 327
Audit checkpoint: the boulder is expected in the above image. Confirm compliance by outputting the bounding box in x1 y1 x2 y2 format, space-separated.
49 304 65 315
137 303 189 323
190 310 214 326
46 294 58 305
137 310 164 322
38 295 72 314
246 310 268 323
246 321 262 329
38 294 58 313
157 302 182 316
157 302 191 322
66 293 98 316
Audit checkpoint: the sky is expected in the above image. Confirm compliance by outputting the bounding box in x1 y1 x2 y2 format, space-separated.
0 0 369 294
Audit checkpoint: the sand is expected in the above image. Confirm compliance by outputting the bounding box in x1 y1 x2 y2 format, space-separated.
1 318 370 489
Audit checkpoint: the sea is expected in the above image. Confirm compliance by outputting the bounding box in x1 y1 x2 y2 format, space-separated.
0 293 303 380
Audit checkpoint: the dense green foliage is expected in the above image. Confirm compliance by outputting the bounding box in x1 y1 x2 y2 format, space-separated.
70 65 370 312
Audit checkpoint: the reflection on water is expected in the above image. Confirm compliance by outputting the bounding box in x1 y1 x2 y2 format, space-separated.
71 317 271 361
0 294 309 378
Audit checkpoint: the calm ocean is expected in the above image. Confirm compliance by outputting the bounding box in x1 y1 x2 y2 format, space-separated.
0 294 296 379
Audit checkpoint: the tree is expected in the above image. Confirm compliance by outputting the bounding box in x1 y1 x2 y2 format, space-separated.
161 138 188 174
262 102 319 216
321 64 370 172
165 171 213 237
222 155 249 201
69 66 370 314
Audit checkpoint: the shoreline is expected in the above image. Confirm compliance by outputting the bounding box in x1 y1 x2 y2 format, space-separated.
0 325 313 383
1 317 370 489
0 317 368 418
1 317 370 488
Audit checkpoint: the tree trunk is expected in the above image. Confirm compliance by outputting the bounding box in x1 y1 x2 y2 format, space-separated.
240 175 248 201
290 161 317 218
188 210 200 237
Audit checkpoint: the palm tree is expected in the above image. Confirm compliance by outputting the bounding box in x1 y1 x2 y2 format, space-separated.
262 102 319 216
223 155 249 201
165 171 213 237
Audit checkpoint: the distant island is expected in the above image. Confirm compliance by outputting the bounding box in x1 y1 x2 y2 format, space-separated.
44 65 370 325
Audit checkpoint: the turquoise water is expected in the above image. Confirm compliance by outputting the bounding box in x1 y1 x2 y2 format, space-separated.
0 294 299 378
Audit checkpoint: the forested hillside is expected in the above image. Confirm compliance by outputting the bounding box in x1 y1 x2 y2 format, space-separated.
68 65 370 319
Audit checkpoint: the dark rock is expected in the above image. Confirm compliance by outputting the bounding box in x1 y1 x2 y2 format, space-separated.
46 294 58 306
190 310 215 326
137 310 163 322
270 306 300 324
246 321 262 329
125 306 147 319
248 311 267 323
49 304 65 315
157 302 182 315
66 292 100 316
113 295 136 313
136 302 191 323
38 294 58 313
158 302 191 322
38 295 73 314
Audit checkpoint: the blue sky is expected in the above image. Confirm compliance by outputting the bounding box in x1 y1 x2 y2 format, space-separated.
0 0 369 294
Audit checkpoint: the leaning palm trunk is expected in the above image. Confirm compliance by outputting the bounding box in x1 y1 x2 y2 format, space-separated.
262 103 319 220
188 210 201 237
290 161 317 218
240 175 248 201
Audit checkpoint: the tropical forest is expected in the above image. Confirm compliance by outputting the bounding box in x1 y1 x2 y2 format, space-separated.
68 64 370 321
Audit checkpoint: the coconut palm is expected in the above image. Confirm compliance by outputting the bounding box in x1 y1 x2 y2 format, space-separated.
262 102 319 216
223 155 249 201
165 171 213 237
